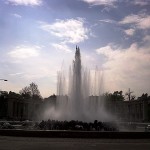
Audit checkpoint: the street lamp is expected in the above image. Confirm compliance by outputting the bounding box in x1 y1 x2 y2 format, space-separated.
0 79 8 94
0 79 8 81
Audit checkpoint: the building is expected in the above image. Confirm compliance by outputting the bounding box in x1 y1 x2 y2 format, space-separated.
0 91 42 120
0 91 150 122
116 99 150 122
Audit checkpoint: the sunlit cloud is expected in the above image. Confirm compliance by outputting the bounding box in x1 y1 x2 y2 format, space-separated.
131 0 150 6
39 18 89 44
8 45 40 59
6 0 42 6
99 19 116 24
119 13 150 30
96 43 150 95
81 0 117 6
124 28 135 36
96 45 120 58
52 43 72 53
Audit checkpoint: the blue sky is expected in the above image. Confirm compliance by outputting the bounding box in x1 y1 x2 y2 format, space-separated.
0 0 150 97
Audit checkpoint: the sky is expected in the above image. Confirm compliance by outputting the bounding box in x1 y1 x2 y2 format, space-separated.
0 0 150 98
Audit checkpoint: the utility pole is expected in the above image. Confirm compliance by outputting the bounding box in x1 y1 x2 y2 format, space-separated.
126 88 133 101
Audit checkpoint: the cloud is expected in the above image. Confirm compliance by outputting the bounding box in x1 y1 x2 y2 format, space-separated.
8 45 40 59
143 35 150 42
96 43 150 95
96 45 120 58
81 0 117 6
39 18 89 44
5 43 74 97
99 19 116 24
124 28 135 36
6 0 42 6
131 0 150 6
6 45 59 97
11 13 22 18
119 14 140 24
9 72 24 76
52 43 72 53
119 13 150 30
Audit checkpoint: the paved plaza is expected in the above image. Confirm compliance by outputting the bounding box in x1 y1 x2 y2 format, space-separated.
0 136 150 150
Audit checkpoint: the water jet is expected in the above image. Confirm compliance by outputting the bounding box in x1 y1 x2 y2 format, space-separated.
44 46 115 122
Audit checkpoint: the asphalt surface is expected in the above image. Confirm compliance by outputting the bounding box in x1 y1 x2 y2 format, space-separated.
0 136 150 150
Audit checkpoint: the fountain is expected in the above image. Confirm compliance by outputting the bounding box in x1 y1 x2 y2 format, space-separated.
45 46 115 122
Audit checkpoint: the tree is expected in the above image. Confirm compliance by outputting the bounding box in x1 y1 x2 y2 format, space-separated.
29 82 41 98
19 86 31 98
103 91 124 102
138 93 148 101
20 82 42 100
112 91 124 101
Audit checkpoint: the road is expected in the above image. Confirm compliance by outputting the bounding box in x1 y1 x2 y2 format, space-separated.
0 136 150 150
